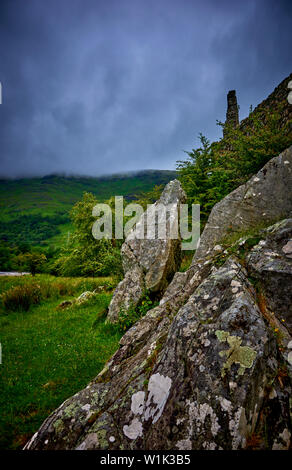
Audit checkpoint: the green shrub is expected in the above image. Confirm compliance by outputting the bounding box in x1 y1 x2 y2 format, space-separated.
2 284 42 312
117 293 158 332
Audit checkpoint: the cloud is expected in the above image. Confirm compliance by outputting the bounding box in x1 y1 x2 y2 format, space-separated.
0 0 291 178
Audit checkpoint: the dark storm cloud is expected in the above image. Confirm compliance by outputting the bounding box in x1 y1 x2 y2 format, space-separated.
0 0 291 178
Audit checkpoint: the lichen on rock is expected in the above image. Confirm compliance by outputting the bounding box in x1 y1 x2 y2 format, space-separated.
215 330 257 378
24 148 292 451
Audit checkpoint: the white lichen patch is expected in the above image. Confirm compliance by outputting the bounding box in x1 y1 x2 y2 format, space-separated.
147 341 156 357
183 324 197 337
144 373 172 424
229 407 247 450
218 396 233 413
269 388 277 400
213 245 223 252
81 404 91 412
123 418 143 440
190 272 201 285
190 401 220 437
176 438 192 450
282 240 292 255
229 381 237 391
203 441 217 450
175 400 220 449
75 433 99 450
272 428 291 450
176 417 185 425
131 391 145 415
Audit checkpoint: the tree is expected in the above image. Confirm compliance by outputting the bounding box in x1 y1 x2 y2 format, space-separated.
54 192 122 277
177 104 292 226
14 252 47 275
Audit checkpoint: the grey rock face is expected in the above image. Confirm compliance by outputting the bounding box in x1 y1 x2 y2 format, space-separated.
107 180 186 322
193 146 292 263
247 219 292 335
24 218 292 450
106 266 144 321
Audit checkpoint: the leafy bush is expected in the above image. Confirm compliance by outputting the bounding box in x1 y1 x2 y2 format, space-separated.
14 252 47 275
117 293 158 332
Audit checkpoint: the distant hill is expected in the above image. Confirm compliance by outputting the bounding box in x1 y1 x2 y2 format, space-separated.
0 170 177 220
0 170 177 247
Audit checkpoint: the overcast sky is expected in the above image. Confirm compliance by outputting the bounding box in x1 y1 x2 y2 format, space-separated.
0 0 291 178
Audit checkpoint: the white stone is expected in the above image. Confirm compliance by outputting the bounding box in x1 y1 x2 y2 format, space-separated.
213 245 223 251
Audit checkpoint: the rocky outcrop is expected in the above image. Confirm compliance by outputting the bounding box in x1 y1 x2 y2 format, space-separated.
24 149 292 451
223 90 239 137
24 218 292 450
193 145 292 262
239 72 292 133
107 179 186 322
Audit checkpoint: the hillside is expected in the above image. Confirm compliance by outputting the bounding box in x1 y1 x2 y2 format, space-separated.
0 170 177 220
0 170 177 248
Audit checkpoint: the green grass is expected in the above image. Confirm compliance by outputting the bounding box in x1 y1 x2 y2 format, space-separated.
0 274 115 297
0 275 122 450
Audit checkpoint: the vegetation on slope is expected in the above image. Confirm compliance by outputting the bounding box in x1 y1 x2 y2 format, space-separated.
177 101 292 225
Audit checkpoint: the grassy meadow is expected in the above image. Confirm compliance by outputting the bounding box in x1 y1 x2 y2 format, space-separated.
0 274 122 450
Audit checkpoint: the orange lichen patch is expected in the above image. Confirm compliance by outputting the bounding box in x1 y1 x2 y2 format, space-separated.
277 365 288 388
257 292 288 347
245 432 263 450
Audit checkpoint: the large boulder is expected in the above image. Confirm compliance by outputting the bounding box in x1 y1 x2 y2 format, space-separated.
24 219 292 450
193 146 292 263
24 148 292 451
107 179 186 322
